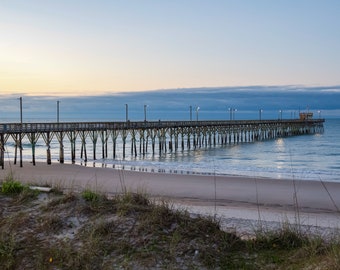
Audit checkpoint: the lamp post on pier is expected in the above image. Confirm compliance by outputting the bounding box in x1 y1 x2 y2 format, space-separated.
228 107 232 120
125 104 128 122
196 106 200 121
18 97 23 167
57 100 60 123
189 105 192 121
228 108 237 120
259 109 263 120
144 105 148 121
318 110 321 118
19 97 23 124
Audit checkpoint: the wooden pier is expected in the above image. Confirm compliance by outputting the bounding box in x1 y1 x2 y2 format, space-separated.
0 119 325 169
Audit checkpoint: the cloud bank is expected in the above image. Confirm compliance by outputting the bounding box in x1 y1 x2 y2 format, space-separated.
1 85 339 122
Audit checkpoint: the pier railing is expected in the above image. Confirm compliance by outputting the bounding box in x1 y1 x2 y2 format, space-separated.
0 119 324 133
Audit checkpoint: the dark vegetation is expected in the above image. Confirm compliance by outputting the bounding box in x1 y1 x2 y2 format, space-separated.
1 177 340 269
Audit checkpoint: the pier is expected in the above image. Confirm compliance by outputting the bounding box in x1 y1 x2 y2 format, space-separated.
0 119 325 169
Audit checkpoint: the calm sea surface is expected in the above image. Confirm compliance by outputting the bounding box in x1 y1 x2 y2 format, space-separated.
2 118 339 182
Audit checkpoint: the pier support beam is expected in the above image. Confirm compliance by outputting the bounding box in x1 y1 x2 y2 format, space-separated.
111 130 118 159
121 130 128 159
19 133 23 167
68 132 78 164
0 134 4 169
42 132 53 165
90 131 98 160
12 134 19 166
100 131 108 159
56 132 65 163
80 131 88 162
131 130 137 157
27 133 40 166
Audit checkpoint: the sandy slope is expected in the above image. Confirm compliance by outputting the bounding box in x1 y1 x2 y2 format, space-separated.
1 162 340 235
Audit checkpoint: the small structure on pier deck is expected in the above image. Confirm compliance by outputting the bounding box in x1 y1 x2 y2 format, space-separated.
299 112 313 120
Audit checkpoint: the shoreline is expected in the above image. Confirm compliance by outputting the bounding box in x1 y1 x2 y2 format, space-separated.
1 161 340 234
52 159 340 182
3 147 338 183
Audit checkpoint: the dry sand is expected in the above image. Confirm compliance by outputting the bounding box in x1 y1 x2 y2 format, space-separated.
1 161 340 236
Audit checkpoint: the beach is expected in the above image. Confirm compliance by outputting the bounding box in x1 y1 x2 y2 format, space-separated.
1 162 340 235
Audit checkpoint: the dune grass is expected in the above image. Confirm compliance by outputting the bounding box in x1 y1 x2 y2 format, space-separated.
1 176 340 269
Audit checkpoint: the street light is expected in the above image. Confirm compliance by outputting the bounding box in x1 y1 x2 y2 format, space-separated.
259 109 263 120
189 105 192 121
228 108 232 120
18 97 23 167
233 109 237 120
144 104 148 121
57 100 60 123
318 110 321 118
19 97 23 124
196 106 200 121
279 110 283 120
125 104 128 122
228 108 237 120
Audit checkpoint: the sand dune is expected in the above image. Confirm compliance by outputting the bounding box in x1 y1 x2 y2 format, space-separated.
1 162 340 235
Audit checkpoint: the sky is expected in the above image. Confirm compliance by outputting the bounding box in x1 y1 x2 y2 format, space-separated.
1 0 340 96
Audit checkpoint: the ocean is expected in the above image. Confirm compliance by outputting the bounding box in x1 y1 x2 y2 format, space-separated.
1 118 339 182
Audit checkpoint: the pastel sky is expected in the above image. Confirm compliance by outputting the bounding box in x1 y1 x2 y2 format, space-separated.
1 0 340 96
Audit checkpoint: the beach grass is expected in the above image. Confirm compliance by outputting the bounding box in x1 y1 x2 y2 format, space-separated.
1 177 340 269
1 178 25 195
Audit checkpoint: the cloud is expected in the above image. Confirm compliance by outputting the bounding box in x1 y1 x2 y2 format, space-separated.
1 85 339 122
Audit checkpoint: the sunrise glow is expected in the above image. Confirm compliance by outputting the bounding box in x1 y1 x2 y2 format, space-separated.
1 1 340 96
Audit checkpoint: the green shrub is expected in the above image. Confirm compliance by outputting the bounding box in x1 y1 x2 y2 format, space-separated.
1 180 25 195
81 189 100 202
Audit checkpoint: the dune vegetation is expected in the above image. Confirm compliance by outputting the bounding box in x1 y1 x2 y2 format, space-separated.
1 176 340 269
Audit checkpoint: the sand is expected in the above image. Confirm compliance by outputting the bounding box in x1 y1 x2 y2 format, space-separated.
1 161 340 236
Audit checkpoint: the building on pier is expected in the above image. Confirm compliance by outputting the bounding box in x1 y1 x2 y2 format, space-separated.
299 112 314 120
